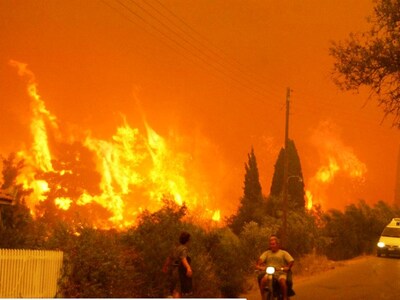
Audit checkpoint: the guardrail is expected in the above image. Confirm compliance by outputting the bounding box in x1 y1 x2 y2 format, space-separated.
0 249 63 298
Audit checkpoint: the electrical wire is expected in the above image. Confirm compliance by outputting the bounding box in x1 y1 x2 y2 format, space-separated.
102 0 286 108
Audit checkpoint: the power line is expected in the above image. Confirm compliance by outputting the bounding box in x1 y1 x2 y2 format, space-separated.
288 91 399 136
102 0 285 107
101 0 399 135
142 0 285 98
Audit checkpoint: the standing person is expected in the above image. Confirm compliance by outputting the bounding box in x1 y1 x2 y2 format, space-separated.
162 231 193 298
256 235 294 300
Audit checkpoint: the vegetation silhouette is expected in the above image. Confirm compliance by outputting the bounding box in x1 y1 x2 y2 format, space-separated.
1 150 400 297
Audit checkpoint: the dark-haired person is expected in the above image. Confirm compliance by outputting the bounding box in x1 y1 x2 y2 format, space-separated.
256 235 294 300
162 231 193 298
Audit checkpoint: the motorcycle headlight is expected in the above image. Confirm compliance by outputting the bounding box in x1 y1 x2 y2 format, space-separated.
377 242 385 248
266 266 275 275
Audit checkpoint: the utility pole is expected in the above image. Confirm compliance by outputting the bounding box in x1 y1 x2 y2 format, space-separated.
282 87 290 248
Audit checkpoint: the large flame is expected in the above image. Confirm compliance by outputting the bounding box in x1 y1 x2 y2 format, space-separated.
9 61 368 226
306 121 367 209
9 60 59 211
9 61 221 228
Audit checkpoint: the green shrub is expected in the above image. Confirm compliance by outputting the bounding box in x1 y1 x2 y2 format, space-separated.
286 211 318 257
321 200 400 260
239 221 278 269
206 227 247 297
58 227 141 298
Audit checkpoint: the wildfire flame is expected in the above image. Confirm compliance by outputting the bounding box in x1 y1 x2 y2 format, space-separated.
8 61 367 226
212 210 221 222
315 158 340 183
305 190 313 210
9 60 59 211
9 61 221 228
306 121 367 209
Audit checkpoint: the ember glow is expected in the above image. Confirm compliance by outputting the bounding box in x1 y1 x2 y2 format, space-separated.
10 61 222 228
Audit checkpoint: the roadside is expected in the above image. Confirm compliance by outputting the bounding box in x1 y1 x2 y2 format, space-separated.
291 253 343 283
240 254 372 299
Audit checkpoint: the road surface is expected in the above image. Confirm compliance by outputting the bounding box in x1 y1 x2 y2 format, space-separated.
243 255 400 300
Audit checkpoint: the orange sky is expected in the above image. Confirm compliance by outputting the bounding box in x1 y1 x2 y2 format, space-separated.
0 0 399 220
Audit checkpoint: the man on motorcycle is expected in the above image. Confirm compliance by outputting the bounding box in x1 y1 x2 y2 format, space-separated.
256 235 294 300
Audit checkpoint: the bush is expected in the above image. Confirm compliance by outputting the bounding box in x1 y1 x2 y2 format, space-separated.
58 227 141 298
286 210 319 257
239 221 278 270
321 200 400 260
206 227 247 297
121 200 188 297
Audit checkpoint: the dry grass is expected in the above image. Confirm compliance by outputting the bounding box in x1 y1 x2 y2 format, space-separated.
291 253 344 281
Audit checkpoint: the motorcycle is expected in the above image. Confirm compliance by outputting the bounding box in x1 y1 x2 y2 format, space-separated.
259 266 295 300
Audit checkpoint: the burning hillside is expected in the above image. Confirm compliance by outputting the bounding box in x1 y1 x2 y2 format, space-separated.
2 61 370 229
7 60 222 229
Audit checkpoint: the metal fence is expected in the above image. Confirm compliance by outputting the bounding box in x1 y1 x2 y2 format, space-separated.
0 249 63 298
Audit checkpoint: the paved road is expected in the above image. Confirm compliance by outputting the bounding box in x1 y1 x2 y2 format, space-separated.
243 255 400 300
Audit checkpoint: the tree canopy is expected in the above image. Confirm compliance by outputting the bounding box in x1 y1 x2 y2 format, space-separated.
330 0 400 127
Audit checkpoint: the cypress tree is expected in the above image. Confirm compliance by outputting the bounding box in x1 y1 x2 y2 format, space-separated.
229 147 265 234
269 139 305 210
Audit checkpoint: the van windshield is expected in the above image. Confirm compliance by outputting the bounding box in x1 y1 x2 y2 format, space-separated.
382 227 400 238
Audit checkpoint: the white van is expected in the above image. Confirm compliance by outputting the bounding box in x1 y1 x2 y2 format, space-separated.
377 218 400 257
